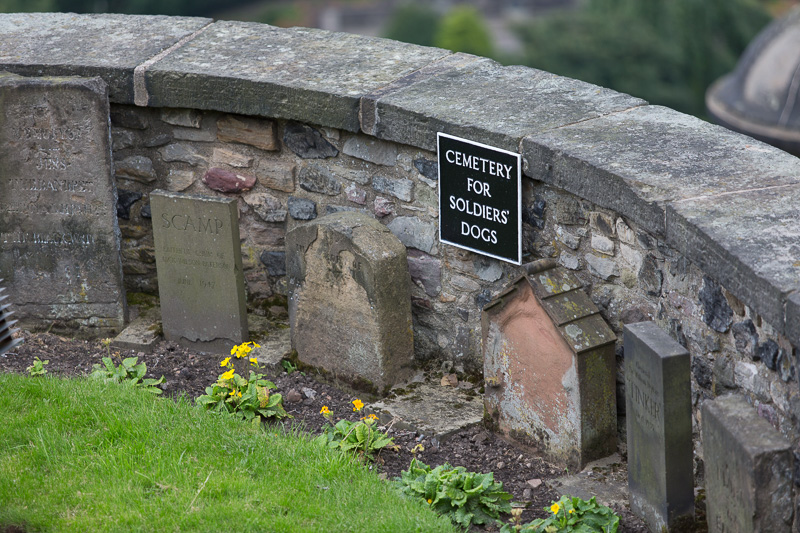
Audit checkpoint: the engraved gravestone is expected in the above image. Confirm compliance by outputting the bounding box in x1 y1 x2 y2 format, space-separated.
0 72 126 332
151 190 248 353
624 322 694 532
702 395 793 533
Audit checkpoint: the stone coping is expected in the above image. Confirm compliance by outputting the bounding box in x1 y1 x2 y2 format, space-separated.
1 13 798 346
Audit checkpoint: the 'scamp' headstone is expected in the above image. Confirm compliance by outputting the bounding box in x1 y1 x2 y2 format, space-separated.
624 321 694 532
151 190 248 353
483 259 617 470
0 72 126 333
0 279 23 355
702 395 793 533
286 211 414 395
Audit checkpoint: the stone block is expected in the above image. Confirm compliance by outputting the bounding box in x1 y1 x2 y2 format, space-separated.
342 135 398 166
212 148 253 168
115 155 156 183
111 315 161 354
217 115 278 151
161 108 202 128
702 395 793 533
146 21 449 132
151 190 248 353
367 58 645 153
483 261 617 470
298 164 342 195
0 13 212 103
387 216 437 254
255 161 295 193
0 73 126 332
287 197 317 220
667 184 800 338
286 211 414 395
624 321 694 532
372 176 413 202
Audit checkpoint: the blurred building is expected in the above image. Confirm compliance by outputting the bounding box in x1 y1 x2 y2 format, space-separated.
706 6 800 156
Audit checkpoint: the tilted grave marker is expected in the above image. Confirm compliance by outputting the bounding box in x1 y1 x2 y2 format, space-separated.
151 190 248 353
286 211 415 396
702 394 793 533
624 321 694 532
0 72 126 332
483 259 617 470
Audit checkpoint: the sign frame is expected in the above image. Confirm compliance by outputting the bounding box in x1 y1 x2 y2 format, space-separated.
437 132 522 265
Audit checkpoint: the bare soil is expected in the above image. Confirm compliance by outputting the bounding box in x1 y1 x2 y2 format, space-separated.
0 330 652 532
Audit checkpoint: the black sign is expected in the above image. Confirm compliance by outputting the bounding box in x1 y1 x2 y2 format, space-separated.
438 133 521 265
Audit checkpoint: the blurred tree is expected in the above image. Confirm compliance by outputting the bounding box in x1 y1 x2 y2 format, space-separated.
435 5 493 57
0 0 56 10
383 2 441 47
515 0 771 117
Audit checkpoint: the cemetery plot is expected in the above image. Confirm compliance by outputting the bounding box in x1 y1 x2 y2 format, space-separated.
0 72 126 332
151 190 248 353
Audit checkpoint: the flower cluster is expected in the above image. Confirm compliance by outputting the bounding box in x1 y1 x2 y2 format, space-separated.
231 341 260 360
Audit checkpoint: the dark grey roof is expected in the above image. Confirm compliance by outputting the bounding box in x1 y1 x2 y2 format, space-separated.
706 7 800 155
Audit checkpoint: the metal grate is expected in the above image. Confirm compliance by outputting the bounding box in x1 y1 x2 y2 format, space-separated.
0 279 22 356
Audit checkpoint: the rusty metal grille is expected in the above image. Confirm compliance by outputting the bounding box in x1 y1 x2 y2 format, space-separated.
0 279 22 356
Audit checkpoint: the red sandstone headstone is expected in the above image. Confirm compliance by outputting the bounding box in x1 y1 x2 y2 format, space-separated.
482 259 617 470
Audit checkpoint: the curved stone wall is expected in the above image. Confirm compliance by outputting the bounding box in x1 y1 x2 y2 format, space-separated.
2 13 800 453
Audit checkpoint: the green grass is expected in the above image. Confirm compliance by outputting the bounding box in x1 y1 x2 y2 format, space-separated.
0 374 456 532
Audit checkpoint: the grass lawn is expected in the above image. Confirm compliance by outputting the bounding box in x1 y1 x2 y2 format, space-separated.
0 373 456 532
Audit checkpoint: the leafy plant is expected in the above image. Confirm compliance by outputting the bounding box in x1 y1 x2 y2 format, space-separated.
314 400 397 462
195 343 291 423
90 356 165 395
281 359 297 375
500 494 619 533
396 458 513 529
26 357 48 377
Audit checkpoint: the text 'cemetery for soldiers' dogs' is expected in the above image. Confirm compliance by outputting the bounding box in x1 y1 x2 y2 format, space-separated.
3 11 800 532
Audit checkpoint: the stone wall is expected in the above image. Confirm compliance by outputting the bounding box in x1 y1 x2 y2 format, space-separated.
3 13 800 471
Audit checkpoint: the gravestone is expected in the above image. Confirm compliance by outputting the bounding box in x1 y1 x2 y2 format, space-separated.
0 279 23 356
702 394 793 533
151 190 248 353
0 72 126 332
624 321 694 532
286 211 414 395
483 259 617 470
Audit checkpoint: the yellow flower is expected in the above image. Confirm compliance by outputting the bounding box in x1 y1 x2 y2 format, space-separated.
230 346 238 356
320 406 331 415
236 391 242 398
221 368 235 380
249 357 258 366
427 499 432 504
352 399 364 412
252 342 261 349
551 503 560 515
229 390 236 396
569 509 574 514
220 357 231 367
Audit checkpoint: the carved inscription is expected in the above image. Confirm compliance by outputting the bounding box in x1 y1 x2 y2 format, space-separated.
627 357 663 433
707 451 747 532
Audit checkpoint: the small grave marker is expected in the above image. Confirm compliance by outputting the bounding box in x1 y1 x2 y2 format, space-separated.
286 211 414 395
0 72 126 332
702 394 793 533
483 259 617 470
624 321 694 532
151 190 248 353
438 132 521 265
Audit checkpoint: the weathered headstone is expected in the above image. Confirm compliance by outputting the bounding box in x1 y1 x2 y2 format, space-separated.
0 72 126 332
624 321 694 532
286 211 415 395
0 279 23 355
702 395 793 533
151 190 248 353
483 259 617 470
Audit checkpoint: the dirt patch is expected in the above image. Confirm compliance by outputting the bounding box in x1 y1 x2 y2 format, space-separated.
0 330 651 532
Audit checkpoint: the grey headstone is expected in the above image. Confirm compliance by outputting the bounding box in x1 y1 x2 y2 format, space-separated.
151 190 248 353
624 322 694 532
286 211 415 395
0 72 127 332
702 395 793 533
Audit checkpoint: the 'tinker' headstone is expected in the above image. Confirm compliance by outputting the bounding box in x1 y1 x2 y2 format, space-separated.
286 211 415 395
151 190 248 353
0 72 126 332
702 394 793 533
624 322 694 532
